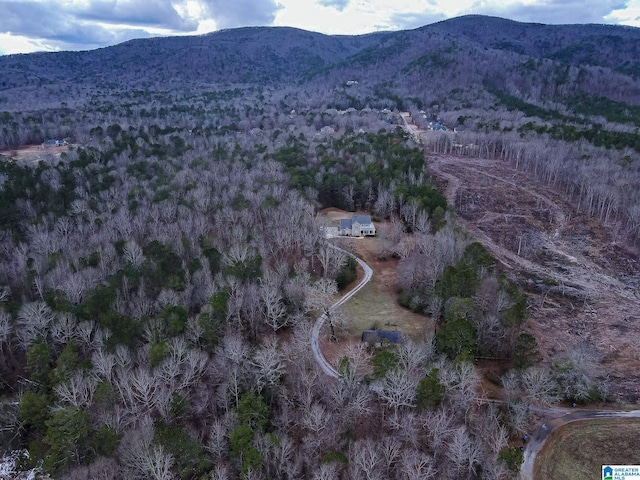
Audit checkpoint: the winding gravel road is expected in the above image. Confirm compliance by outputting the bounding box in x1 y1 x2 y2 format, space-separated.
311 243 373 378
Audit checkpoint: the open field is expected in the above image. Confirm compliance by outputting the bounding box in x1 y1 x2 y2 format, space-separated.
342 279 429 338
534 418 640 479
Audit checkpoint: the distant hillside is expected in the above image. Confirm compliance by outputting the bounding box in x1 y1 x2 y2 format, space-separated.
307 15 640 109
0 27 383 90
432 15 640 73
2 15 640 110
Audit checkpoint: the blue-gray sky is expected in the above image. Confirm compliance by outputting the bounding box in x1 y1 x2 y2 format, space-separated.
0 0 638 55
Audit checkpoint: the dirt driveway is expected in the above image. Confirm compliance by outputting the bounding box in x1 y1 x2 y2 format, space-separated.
317 209 432 366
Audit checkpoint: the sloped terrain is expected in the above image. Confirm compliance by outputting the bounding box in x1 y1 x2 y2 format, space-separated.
0 27 382 90
427 150 640 400
3 15 640 108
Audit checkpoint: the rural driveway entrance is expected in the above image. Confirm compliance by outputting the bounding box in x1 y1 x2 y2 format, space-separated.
521 407 640 479
311 244 373 378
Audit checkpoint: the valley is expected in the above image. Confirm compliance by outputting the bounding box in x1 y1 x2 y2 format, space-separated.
1 13 640 480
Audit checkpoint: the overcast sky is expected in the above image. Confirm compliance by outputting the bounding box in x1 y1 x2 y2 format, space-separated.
1 0 639 55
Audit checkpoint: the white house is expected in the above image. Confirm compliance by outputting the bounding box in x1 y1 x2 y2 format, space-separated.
339 215 376 236
42 139 68 148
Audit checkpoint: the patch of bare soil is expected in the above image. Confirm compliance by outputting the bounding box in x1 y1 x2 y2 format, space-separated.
0 144 72 165
427 153 640 401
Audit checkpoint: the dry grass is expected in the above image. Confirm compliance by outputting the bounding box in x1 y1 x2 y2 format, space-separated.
534 418 640 480
0 144 72 165
343 275 430 340
320 207 432 342
316 208 433 368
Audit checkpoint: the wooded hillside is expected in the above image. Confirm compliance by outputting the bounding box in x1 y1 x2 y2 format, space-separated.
0 14 639 480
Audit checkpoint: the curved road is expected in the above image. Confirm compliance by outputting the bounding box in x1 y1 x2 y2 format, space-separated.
521 406 640 479
311 243 373 378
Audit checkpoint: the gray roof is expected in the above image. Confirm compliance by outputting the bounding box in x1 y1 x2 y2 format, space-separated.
352 215 372 225
340 218 352 230
340 214 375 230
362 330 403 344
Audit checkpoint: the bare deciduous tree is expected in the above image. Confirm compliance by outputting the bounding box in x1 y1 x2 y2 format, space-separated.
377 367 418 413
522 367 559 406
446 426 481 476
252 338 285 394
55 373 97 408
400 450 437 480
16 301 55 349
349 439 383 480
207 418 229 460
317 243 345 279
260 280 288 332
0 309 12 356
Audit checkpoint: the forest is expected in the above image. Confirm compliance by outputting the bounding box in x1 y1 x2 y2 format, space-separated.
1 13 640 480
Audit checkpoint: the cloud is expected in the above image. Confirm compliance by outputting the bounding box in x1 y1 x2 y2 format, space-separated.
202 0 283 29
0 0 638 55
317 0 350 12
462 0 626 25
0 0 197 52
1 1 121 46
606 0 640 26
76 0 198 31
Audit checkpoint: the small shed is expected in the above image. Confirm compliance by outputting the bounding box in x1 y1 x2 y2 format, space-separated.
361 329 403 345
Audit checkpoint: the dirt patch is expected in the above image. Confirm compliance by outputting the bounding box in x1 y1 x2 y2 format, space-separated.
534 418 640 479
322 207 356 223
475 359 510 400
0 144 73 165
400 113 640 400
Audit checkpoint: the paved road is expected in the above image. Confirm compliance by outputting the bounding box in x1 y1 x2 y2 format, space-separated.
310 243 373 378
520 406 640 479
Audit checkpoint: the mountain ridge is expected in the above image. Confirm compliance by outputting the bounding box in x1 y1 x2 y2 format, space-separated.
2 15 640 109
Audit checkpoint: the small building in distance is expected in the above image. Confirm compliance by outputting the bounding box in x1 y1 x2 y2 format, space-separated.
428 121 448 132
362 329 403 346
41 139 68 148
339 214 376 237
319 126 335 136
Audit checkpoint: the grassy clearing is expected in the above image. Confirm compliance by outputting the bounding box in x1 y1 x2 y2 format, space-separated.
535 418 640 480
320 207 431 351
343 270 431 341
